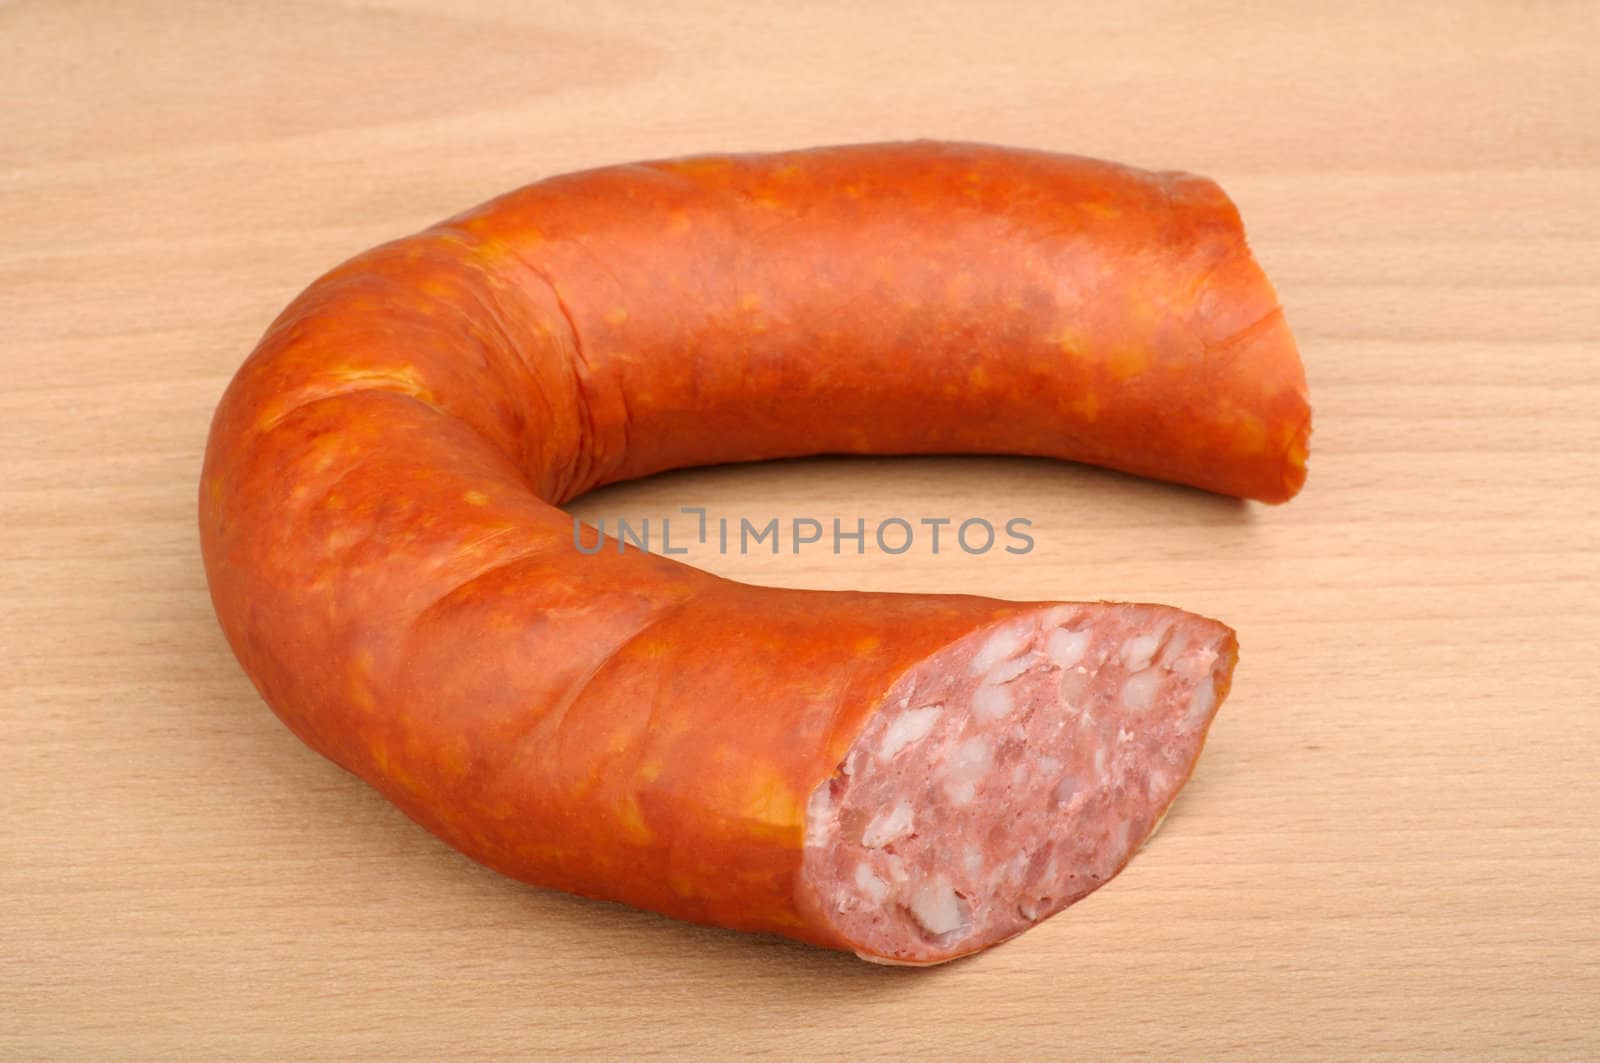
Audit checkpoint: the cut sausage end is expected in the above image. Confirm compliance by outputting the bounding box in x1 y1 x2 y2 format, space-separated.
800 603 1235 965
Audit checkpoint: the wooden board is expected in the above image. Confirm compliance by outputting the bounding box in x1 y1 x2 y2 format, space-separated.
3 2 1596 1057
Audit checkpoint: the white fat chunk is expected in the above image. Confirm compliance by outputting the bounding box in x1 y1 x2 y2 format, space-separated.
878 703 943 760
1111 818 1131 855
1175 647 1220 680
1159 630 1191 669
907 877 965 936
986 652 1035 686
1121 669 1162 712
946 737 992 787
1045 627 1091 670
972 682 1015 720
1051 774 1079 805
1038 605 1077 630
1185 678 1218 727
1059 666 1090 707
861 801 916 848
970 625 1029 675
854 862 891 904
943 736 994 804
1120 632 1163 672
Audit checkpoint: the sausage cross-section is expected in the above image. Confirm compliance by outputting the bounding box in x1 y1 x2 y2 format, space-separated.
199 141 1308 964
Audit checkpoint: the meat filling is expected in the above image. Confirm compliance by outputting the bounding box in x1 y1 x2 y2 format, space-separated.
800 604 1232 964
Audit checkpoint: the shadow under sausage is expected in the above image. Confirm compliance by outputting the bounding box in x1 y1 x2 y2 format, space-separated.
497 871 972 990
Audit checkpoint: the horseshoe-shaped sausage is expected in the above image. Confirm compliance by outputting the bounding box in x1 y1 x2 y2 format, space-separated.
200 141 1310 964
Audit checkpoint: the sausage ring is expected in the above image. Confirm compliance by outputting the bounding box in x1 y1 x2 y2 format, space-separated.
200 142 1310 964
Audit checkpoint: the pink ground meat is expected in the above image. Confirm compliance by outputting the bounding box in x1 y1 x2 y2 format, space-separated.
800 603 1234 964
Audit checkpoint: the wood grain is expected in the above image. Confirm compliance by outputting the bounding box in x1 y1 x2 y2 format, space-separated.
2 1 1596 1058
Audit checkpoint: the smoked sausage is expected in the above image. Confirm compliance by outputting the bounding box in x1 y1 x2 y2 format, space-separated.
199 141 1307 964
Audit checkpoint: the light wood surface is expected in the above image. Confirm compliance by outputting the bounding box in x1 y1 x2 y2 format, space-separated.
4 2 1597 1058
